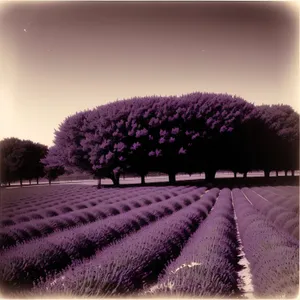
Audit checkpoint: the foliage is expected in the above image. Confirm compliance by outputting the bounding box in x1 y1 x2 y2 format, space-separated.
3 93 299 186
0 138 49 185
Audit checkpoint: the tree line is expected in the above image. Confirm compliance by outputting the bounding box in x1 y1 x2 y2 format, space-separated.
41 92 299 186
0 138 64 186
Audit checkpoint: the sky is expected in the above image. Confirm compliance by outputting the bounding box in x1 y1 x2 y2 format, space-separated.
0 1 299 147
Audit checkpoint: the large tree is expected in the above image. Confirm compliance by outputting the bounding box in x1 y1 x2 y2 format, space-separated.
45 92 299 186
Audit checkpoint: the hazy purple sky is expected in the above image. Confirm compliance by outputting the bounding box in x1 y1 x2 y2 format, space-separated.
0 1 298 146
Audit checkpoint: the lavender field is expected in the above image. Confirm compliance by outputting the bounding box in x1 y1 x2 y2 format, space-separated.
1 1 299 298
0 184 298 298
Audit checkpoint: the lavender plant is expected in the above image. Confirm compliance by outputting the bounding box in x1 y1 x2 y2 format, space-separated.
232 188 299 298
148 188 241 297
34 188 219 297
0 187 207 293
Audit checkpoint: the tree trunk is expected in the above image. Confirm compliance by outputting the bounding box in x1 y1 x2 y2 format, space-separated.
20 178 23 187
112 175 120 186
276 171 279 177
97 178 102 189
8 181 11 187
49 179 52 185
168 173 176 184
29 179 32 185
285 170 288 176
292 170 295 177
264 170 270 178
205 169 216 182
141 174 145 185
36 177 39 185
234 172 237 178
243 172 247 178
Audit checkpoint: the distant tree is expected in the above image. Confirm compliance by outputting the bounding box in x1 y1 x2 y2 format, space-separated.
0 138 26 186
21 140 39 184
34 143 48 184
1 138 49 186
44 166 65 184
256 105 299 177
41 146 65 184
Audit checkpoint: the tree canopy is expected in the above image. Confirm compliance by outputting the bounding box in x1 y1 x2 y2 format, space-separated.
0 138 60 186
42 92 299 185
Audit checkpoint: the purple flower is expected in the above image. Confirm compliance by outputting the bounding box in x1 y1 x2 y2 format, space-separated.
211 120 220 129
227 127 234 132
116 120 124 128
99 155 105 164
220 125 227 133
131 122 138 129
148 151 155 157
119 156 125 161
160 129 168 136
100 140 110 148
131 142 141 150
159 137 165 144
92 165 101 170
128 129 135 136
206 117 213 126
114 142 126 152
113 167 121 174
149 117 160 127
136 128 148 138
105 151 114 161
178 147 186 155
169 137 175 143
155 149 162 157
171 127 180 135
191 133 200 140
149 135 154 140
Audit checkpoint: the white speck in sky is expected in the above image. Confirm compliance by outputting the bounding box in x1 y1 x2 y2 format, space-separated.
23 28 27 32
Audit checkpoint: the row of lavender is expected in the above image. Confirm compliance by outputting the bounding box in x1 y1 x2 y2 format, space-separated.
148 188 241 297
2 185 98 208
0 186 298 298
0 186 198 249
0 187 209 293
32 187 299 298
1 186 176 225
232 189 299 298
252 186 299 213
1 186 167 219
33 188 219 296
242 187 299 240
